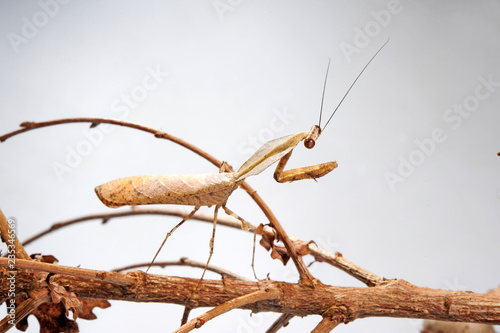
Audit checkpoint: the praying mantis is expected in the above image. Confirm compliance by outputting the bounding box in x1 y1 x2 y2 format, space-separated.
94 126 336 277
94 40 388 279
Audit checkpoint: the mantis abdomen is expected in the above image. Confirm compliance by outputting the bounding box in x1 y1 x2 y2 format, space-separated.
95 173 240 208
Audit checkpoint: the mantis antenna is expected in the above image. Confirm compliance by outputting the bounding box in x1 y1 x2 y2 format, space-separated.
319 38 390 133
317 57 331 129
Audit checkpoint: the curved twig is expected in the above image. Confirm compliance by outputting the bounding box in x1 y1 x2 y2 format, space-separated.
22 208 250 247
173 287 282 333
112 257 250 281
311 316 341 332
266 313 294 333
293 237 386 287
2 118 314 284
0 209 29 260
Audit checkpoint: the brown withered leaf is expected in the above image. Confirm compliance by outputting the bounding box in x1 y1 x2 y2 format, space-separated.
17 302 78 333
257 224 277 252
79 299 111 320
16 298 111 332
50 281 83 320
258 224 312 265
270 245 290 265
30 253 59 264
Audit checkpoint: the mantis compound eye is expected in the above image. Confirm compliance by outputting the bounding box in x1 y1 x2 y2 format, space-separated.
304 125 321 149
304 139 315 149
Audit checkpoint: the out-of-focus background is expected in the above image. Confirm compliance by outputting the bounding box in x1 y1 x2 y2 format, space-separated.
1 1 499 332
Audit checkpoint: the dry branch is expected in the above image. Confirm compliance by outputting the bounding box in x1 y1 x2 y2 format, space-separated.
0 260 499 327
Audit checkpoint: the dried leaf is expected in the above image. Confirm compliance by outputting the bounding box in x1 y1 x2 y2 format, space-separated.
270 245 290 265
31 253 59 264
16 297 111 332
17 301 78 333
258 224 276 251
79 299 111 320
50 282 83 320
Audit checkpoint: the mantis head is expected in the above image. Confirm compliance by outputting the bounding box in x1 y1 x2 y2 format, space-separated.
304 125 321 149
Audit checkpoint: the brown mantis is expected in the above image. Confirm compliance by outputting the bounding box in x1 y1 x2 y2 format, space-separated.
94 40 388 281
94 127 336 277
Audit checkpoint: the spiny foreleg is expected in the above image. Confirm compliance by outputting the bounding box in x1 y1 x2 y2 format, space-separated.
273 150 338 183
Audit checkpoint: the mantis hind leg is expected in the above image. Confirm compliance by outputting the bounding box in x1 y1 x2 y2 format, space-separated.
222 205 252 231
146 206 200 273
273 150 338 183
223 205 259 280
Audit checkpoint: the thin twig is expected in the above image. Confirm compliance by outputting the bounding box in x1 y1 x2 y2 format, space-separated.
294 237 385 287
311 316 341 333
181 307 192 326
173 287 281 333
0 209 30 260
0 288 51 332
112 257 250 281
266 313 294 333
0 257 134 287
2 118 311 283
22 208 248 247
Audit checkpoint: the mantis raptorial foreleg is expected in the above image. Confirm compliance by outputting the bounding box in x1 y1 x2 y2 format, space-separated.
273 149 338 183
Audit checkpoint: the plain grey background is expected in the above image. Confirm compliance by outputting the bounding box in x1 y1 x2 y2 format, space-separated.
1 1 499 332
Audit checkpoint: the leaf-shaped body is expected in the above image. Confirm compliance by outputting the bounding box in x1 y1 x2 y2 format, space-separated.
95 173 240 208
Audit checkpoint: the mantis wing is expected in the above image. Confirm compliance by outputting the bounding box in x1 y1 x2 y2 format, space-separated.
235 131 308 181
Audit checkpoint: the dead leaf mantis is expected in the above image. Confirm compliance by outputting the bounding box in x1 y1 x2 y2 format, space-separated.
94 40 388 281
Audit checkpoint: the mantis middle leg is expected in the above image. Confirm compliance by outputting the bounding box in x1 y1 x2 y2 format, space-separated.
147 206 200 272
